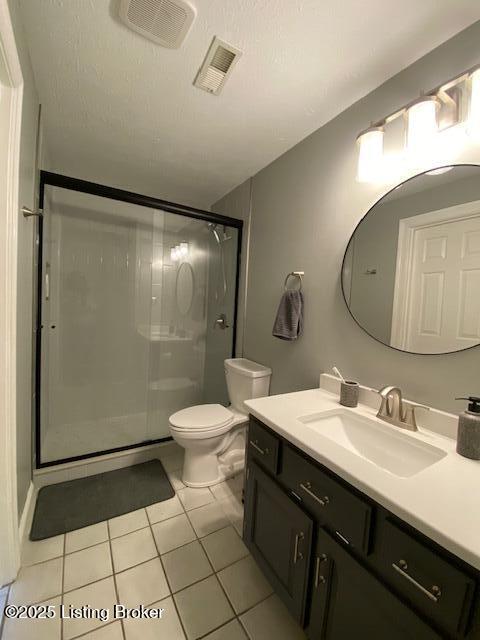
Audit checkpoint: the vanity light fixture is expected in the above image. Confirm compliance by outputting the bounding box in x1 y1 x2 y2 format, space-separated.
406 96 439 165
356 63 480 182
356 126 384 183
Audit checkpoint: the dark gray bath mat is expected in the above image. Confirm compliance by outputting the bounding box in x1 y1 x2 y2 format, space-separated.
30 459 174 540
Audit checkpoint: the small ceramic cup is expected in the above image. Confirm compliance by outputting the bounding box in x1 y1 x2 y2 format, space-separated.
340 381 359 408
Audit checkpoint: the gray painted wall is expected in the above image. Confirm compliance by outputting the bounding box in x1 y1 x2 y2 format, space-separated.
214 21 480 415
349 171 480 344
8 0 40 516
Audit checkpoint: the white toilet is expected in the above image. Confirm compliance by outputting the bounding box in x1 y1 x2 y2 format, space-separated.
169 358 271 487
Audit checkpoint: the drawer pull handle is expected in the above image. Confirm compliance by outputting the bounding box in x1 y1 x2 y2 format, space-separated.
335 531 350 546
293 532 304 564
249 440 269 456
300 482 329 507
314 554 328 588
392 561 442 603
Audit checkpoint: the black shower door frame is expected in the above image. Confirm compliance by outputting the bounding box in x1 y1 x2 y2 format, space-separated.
35 171 243 468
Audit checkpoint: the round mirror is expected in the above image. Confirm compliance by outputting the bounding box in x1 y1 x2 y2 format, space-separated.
176 262 195 316
342 164 480 354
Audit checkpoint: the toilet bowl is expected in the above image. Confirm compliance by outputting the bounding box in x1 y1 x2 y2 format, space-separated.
169 358 271 487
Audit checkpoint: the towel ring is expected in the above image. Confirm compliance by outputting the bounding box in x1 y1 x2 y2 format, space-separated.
284 272 304 291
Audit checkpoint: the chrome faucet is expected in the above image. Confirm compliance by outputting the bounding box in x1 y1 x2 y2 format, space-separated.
377 386 429 432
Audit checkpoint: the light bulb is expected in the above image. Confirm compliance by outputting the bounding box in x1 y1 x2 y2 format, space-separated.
170 247 178 261
406 96 439 167
468 67 480 140
180 242 189 257
356 126 384 183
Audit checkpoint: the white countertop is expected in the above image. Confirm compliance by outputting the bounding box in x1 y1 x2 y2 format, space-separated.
245 387 480 571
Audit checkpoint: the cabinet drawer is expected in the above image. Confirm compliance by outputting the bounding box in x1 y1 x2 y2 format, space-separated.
378 519 475 637
280 445 372 553
247 417 280 475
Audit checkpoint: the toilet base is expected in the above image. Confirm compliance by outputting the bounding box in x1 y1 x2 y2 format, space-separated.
175 422 247 488
182 455 245 488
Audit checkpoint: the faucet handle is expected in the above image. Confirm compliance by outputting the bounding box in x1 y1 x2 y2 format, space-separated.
402 403 429 430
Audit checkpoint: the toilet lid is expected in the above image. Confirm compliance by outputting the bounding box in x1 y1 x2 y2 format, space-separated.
170 404 233 431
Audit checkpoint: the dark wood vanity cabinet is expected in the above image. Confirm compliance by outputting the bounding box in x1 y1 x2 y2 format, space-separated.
244 417 480 640
243 461 313 624
308 528 441 639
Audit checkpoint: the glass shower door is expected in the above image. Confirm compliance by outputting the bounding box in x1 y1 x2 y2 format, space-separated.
40 186 155 463
38 178 241 466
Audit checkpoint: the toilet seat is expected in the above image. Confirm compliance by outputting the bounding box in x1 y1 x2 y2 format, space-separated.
169 404 233 433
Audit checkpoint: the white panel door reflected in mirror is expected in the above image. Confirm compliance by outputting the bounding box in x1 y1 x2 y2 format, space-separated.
342 164 480 354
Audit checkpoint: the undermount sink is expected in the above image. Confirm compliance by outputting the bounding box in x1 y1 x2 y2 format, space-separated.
297 409 447 477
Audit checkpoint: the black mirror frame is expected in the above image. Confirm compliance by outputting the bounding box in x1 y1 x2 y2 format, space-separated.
341 163 480 356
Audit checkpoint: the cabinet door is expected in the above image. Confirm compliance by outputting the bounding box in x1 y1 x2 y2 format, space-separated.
244 461 313 625
307 528 441 640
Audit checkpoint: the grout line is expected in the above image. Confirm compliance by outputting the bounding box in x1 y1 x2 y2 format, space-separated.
0 585 11 640
146 506 189 640
183 504 239 620
106 520 126 640
61 534 66 640
69 619 121 640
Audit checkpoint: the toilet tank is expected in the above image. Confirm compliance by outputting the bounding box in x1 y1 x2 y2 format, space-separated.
224 358 272 414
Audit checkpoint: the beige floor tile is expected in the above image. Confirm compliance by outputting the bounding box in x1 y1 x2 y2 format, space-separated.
108 509 149 539
8 557 63 605
111 527 157 572
65 522 109 554
123 595 185 640
64 541 112 592
81 621 124 639
151 514 196 554
174 575 234 640
162 540 212 592
21 535 64 566
187 502 229 538
217 494 244 535
63 577 118 640
0 586 8 618
240 594 307 640
116 558 169 608
209 475 244 501
203 619 248 640
2 596 61 640
217 556 273 614
178 487 215 511
146 495 183 524
167 469 186 491
201 525 249 571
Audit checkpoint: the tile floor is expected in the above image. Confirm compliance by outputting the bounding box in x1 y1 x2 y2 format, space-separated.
0 448 306 640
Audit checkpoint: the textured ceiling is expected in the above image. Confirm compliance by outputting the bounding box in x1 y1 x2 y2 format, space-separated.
19 0 480 209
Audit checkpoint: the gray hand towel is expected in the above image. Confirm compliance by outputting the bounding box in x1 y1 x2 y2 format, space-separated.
272 289 304 340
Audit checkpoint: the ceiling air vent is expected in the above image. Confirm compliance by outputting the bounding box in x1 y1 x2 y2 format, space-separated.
119 0 196 49
194 37 242 95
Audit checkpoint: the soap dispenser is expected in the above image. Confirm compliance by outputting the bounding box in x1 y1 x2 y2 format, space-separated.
456 396 480 460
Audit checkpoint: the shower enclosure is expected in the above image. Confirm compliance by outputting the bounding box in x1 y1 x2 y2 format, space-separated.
36 173 242 466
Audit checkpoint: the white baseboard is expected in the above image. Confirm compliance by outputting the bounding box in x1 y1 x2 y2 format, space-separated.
18 482 35 543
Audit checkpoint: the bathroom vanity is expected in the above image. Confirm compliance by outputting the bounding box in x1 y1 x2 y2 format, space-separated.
243 384 480 639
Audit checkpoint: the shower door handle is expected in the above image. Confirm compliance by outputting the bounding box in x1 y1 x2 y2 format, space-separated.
213 313 229 330
45 272 50 301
